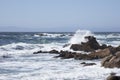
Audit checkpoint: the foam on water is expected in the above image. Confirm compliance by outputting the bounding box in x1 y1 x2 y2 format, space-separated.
0 30 120 80
34 33 71 38
0 42 64 57
69 29 93 44
0 53 120 80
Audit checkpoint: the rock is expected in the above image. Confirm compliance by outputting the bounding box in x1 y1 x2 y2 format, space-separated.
55 48 112 60
80 62 86 64
74 53 92 60
60 51 75 59
33 50 59 54
101 51 120 68
54 50 75 59
83 63 96 66
89 48 111 59
70 36 101 52
115 51 120 57
49 50 59 54
33 50 42 54
106 73 120 80
80 62 96 66
100 44 108 49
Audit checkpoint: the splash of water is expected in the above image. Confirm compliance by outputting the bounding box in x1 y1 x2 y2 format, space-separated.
69 29 93 44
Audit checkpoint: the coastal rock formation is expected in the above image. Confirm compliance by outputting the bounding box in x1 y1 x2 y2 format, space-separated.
101 51 120 68
70 36 104 52
54 48 111 60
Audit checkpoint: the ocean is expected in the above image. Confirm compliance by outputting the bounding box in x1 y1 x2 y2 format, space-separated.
0 30 120 80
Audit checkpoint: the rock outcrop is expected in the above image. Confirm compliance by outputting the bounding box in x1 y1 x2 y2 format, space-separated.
54 48 112 60
70 36 105 52
101 51 120 68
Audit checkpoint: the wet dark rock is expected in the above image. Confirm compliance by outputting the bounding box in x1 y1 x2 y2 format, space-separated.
33 50 42 54
70 36 101 52
80 62 86 64
80 62 96 66
33 50 49 54
106 73 120 80
57 51 75 59
33 50 59 54
100 44 108 49
84 63 96 66
49 50 59 54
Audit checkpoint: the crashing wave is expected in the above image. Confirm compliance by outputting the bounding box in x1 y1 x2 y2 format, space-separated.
68 29 94 44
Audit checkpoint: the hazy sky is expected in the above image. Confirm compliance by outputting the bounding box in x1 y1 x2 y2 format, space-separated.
0 0 120 32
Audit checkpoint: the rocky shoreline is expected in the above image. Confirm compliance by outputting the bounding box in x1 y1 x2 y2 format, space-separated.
33 36 120 79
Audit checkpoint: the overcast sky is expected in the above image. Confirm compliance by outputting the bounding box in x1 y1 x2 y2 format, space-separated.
0 0 120 32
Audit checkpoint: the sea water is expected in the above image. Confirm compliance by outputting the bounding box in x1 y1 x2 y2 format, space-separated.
0 30 120 80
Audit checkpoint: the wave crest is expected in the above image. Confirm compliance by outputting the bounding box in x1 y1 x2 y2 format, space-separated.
68 29 93 44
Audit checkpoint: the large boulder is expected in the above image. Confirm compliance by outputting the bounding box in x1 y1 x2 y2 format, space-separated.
101 51 120 68
70 36 101 52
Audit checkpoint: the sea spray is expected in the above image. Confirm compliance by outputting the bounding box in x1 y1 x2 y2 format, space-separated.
68 29 93 44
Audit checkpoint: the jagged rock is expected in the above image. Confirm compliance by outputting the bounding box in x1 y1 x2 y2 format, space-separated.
101 51 120 68
70 36 101 52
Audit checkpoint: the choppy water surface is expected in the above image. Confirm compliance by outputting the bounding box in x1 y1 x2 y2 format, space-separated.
0 30 120 80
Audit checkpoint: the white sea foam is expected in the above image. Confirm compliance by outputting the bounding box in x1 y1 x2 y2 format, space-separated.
69 29 93 44
0 53 120 80
0 42 64 57
0 30 120 80
34 33 71 38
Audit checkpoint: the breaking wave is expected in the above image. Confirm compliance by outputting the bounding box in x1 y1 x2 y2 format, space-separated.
68 29 93 44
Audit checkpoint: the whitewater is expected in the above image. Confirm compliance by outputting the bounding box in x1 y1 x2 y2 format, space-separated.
0 30 120 80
